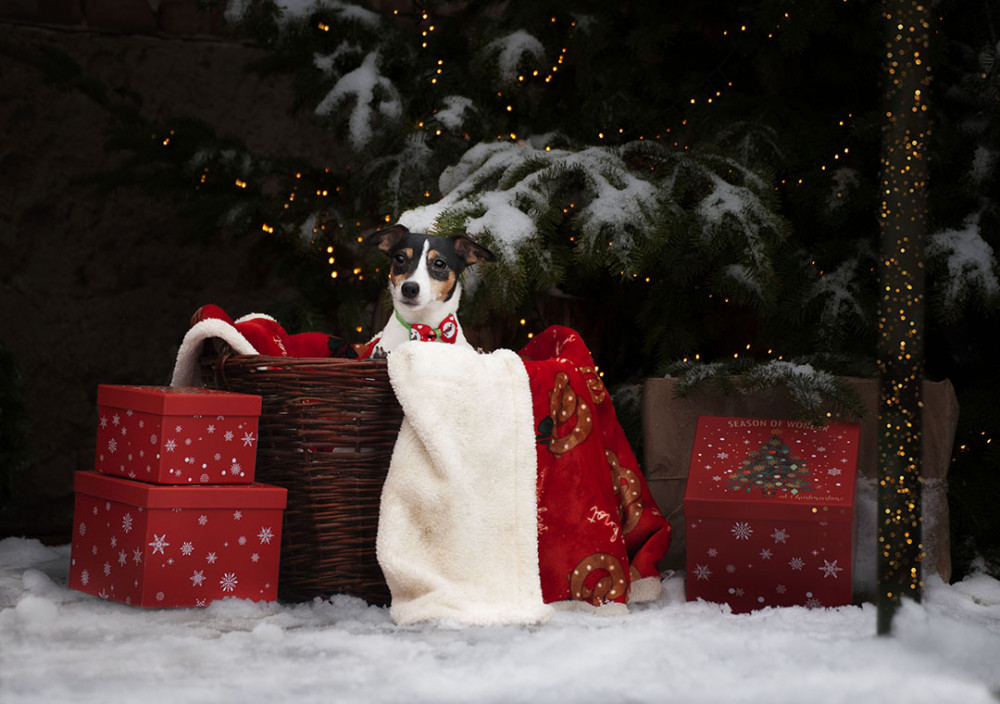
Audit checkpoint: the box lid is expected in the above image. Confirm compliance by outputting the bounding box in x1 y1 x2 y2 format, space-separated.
683 417 859 523
75 471 286 509
97 384 262 416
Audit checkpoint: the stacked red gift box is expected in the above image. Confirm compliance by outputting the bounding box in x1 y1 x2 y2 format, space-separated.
69 385 287 608
684 416 860 613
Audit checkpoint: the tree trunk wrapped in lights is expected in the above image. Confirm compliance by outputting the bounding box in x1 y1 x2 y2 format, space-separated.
877 0 931 635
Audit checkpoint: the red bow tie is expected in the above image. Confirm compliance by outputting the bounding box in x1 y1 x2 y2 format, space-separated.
396 311 459 344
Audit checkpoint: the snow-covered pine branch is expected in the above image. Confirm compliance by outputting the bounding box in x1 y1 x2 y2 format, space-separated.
927 213 1000 318
480 30 547 87
741 360 854 423
399 138 787 310
400 140 664 298
712 121 787 170
314 51 403 151
805 246 871 337
669 358 864 425
225 0 381 29
433 96 478 134
654 147 787 306
363 133 436 219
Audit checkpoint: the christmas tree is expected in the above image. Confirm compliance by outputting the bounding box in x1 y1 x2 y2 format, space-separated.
726 433 815 498
83 0 998 577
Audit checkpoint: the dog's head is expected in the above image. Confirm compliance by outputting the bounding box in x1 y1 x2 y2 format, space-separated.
365 224 496 321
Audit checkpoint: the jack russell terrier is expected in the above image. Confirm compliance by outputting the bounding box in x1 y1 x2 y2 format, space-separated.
363 224 496 356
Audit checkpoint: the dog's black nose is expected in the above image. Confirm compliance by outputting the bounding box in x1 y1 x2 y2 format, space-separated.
401 281 420 299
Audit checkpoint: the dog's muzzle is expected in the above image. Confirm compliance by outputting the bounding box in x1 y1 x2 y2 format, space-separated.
401 282 420 300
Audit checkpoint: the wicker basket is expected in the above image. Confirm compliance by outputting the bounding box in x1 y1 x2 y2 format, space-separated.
201 348 402 605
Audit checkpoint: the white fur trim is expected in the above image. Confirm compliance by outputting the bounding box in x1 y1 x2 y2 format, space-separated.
234 312 277 324
376 342 551 626
169 318 259 388
628 576 663 604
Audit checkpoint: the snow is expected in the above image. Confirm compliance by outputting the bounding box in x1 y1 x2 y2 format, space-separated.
313 41 363 73
970 146 995 184
828 168 860 210
809 256 866 327
434 95 476 132
928 214 1000 308
227 0 380 28
314 51 402 150
322 0 381 29
696 174 779 277
742 360 844 418
2 537 999 703
399 141 543 251
482 30 546 85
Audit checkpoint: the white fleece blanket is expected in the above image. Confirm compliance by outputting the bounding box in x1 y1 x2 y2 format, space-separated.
376 342 552 626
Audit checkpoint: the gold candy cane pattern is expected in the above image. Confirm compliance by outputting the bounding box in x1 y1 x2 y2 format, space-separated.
568 553 629 606
547 372 593 456
577 366 607 406
606 449 643 535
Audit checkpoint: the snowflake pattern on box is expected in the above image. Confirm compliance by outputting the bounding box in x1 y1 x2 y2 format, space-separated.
95 386 259 484
684 417 859 613
68 479 283 608
726 433 816 498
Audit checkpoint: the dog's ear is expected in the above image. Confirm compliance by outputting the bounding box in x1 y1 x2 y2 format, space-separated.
364 224 409 254
453 234 497 266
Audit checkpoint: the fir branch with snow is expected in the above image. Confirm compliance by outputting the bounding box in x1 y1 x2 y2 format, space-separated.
668 358 864 425
398 138 788 314
928 217 1000 321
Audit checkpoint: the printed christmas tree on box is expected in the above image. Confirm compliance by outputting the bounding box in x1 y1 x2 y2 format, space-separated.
725 432 817 497
684 417 860 612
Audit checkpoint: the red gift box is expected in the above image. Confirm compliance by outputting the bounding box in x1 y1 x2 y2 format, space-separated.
95 385 262 484
69 471 286 608
684 417 860 612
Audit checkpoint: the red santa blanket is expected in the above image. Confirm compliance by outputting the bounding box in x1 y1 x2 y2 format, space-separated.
521 326 672 610
377 326 671 624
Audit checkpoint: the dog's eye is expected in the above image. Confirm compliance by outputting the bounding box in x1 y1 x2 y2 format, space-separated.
432 258 447 270
393 253 407 265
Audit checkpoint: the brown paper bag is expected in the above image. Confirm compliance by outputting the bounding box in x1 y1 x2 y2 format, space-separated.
641 377 959 600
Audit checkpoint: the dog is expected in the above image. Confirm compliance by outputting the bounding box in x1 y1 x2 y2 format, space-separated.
363 224 496 356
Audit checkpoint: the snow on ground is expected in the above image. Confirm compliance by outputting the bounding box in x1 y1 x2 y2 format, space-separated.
1 537 999 704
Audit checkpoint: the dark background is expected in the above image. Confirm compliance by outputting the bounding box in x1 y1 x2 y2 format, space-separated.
1 1 342 538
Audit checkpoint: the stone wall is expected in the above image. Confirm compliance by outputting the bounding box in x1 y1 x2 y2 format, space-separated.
0 7 346 539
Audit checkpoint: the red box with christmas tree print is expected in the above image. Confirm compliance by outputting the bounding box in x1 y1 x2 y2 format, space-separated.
95 385 262 484
684 416 860 613
69 471 286 608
